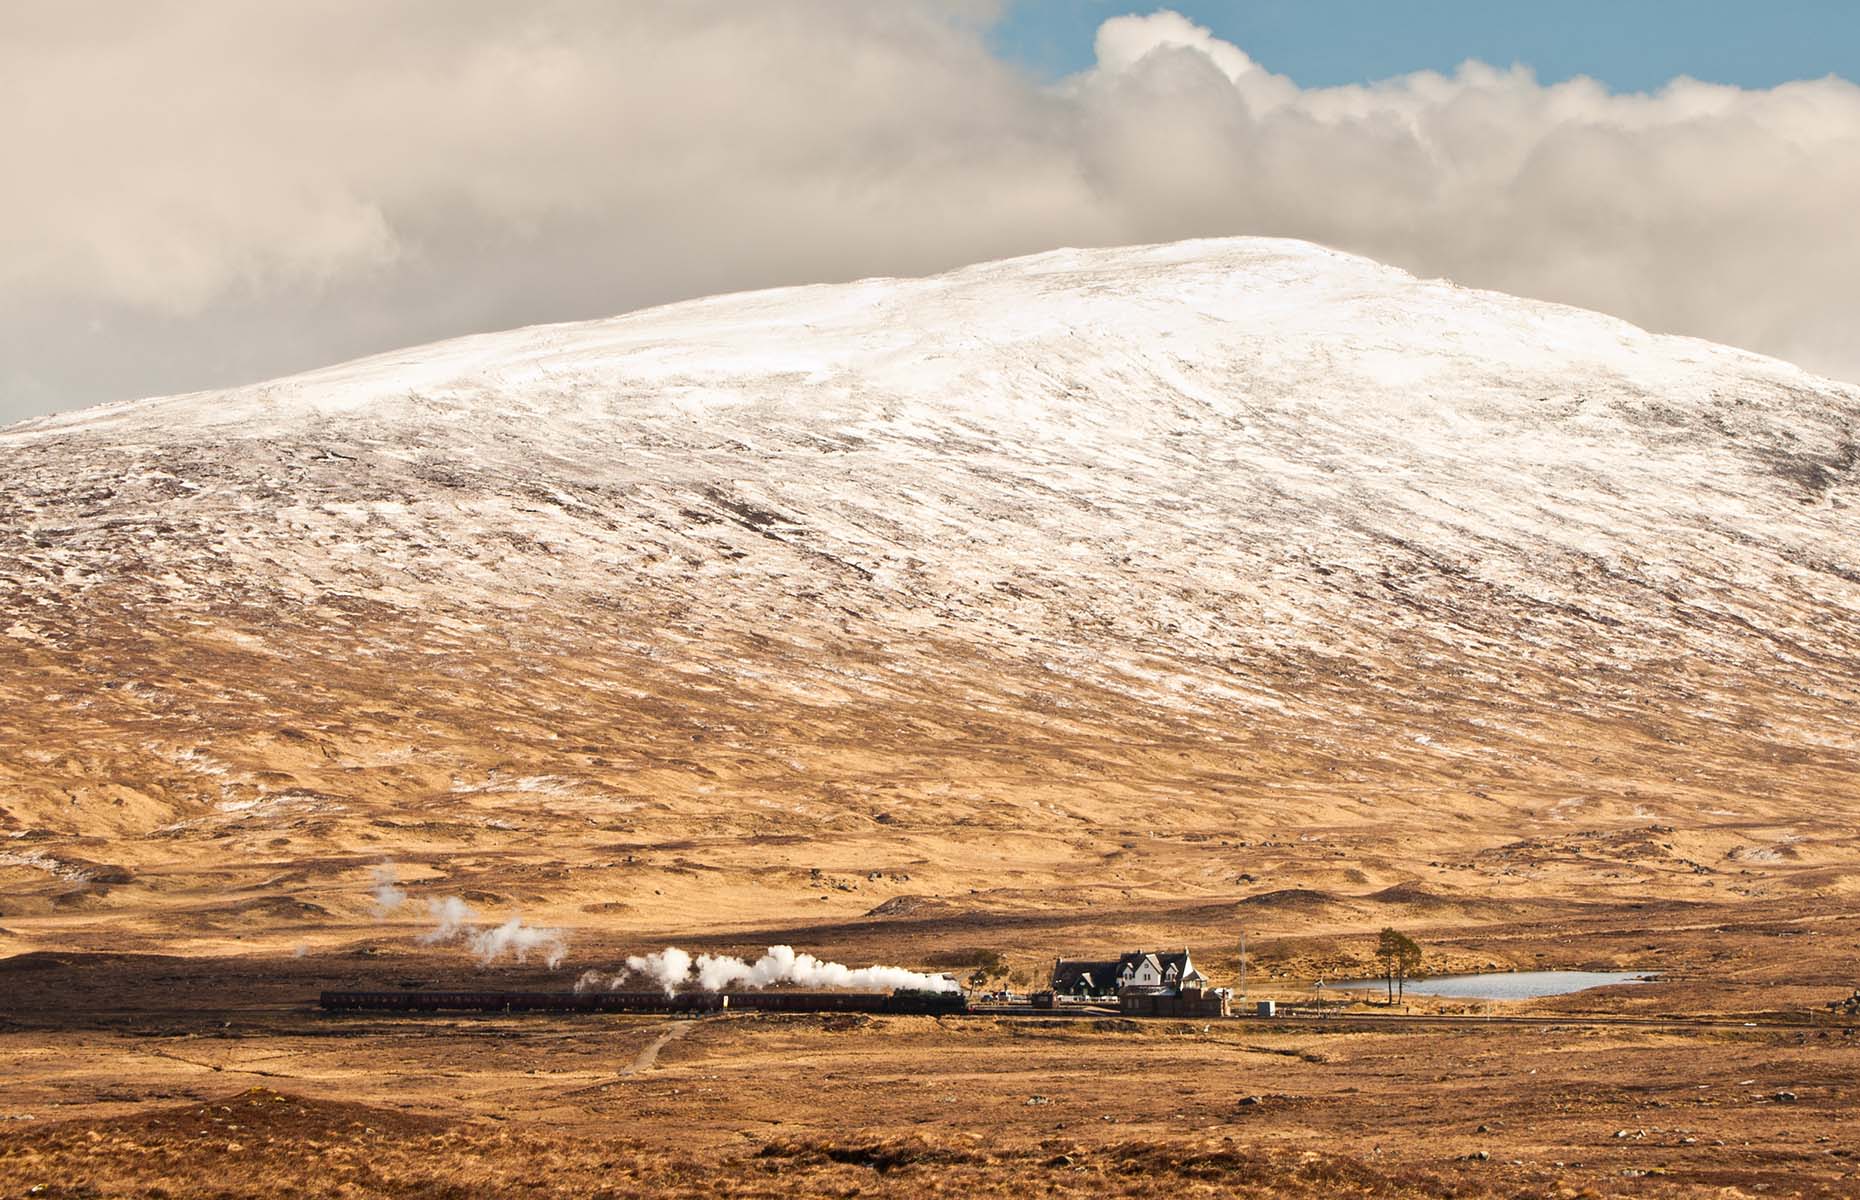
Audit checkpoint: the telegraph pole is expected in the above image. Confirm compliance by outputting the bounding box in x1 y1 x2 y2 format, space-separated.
1238 928 1247 1004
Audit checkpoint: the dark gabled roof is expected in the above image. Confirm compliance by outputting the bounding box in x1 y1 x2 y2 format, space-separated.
1050 958 1122 994
1052 949 1206 994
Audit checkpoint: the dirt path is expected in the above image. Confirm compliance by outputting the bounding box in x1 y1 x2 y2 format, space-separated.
623 1019 695 1075
557 1020 697 1097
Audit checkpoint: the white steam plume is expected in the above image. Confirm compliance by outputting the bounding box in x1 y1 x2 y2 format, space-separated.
384 890 567 969
418 896 478 945
610 945 956 996
467 916 569 970
370 863 407 914
621 948 695 997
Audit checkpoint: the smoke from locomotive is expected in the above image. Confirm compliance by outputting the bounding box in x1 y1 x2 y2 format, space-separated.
577 944 957 996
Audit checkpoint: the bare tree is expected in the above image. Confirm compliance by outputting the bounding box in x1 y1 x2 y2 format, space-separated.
1376 928 1423 1003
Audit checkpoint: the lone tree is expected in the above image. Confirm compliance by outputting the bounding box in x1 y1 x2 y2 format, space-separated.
1375 928 1424 1003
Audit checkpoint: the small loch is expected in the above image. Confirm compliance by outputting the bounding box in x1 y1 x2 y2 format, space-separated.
1328 970 1653 1000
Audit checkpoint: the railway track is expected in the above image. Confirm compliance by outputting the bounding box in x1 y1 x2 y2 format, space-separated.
972 1003 1839 1032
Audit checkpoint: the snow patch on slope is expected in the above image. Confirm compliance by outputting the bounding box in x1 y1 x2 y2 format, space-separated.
2 236 1856 743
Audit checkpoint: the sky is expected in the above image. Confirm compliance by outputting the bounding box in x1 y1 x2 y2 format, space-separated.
4 1 1860 423
990 1 1860 92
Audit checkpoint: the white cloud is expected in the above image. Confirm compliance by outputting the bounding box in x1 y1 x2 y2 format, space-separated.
3 2 1858 419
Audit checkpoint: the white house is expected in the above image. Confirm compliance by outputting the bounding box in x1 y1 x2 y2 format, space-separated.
1050 949 1207 998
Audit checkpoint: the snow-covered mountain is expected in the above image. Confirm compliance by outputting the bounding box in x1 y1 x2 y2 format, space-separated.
3 237 1857 855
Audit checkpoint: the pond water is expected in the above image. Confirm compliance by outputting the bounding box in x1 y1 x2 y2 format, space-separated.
1326 970 1652 1000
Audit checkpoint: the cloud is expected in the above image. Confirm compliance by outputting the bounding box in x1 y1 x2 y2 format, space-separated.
3 2 1858 420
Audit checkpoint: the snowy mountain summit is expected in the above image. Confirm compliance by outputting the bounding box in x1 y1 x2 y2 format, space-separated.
3 238 1857 843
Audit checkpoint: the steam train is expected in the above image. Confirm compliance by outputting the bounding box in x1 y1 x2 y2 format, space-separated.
318 987 969 1016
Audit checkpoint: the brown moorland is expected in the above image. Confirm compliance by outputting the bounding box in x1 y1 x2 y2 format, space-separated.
4 240 1859 1196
